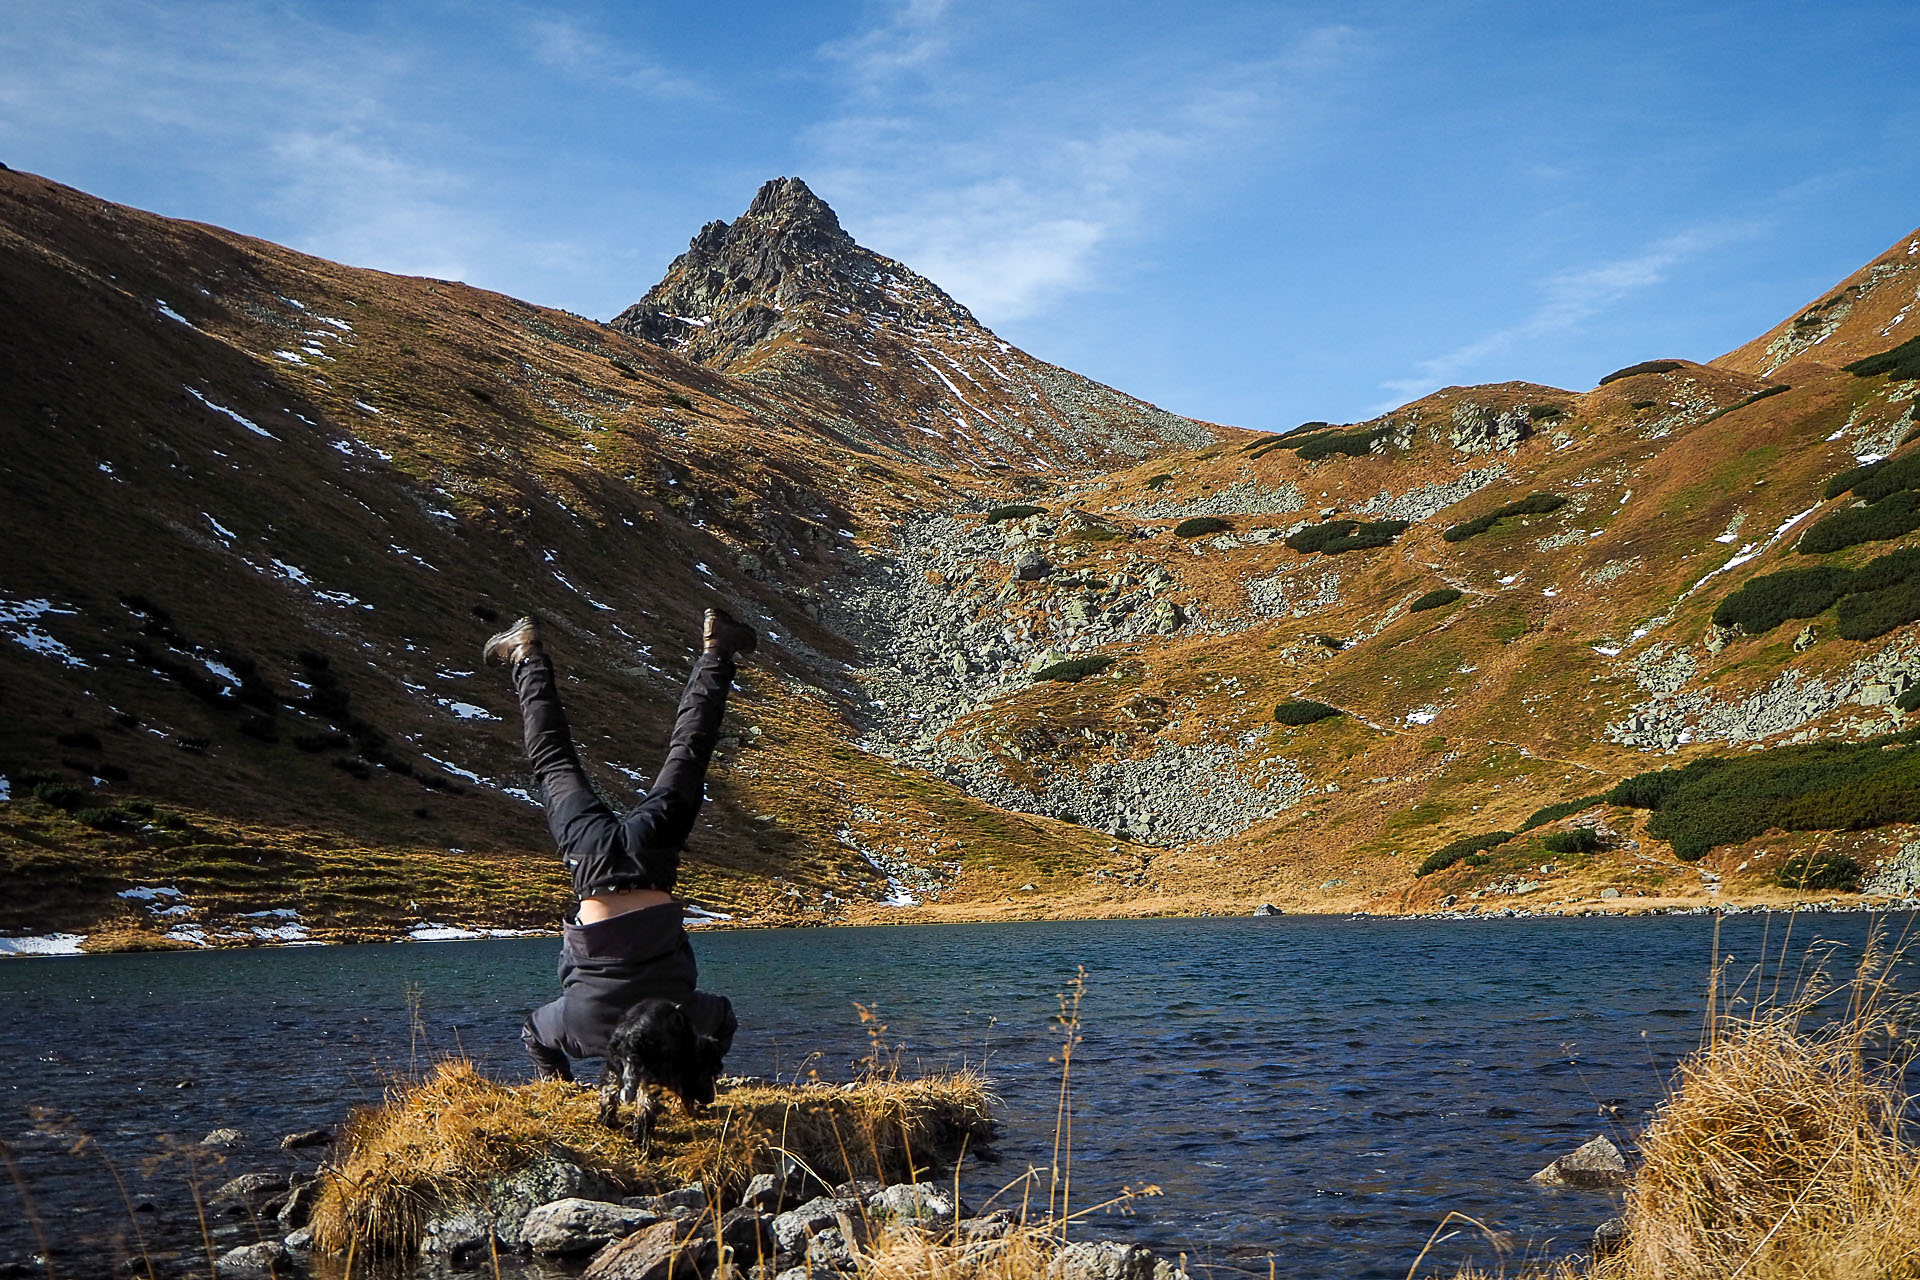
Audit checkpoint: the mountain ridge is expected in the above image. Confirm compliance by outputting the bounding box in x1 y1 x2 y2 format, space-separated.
4 166 1920 952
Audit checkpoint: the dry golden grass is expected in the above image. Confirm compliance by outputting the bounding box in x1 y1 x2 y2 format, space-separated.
1455 935 1920 1280
307 1059 996 1256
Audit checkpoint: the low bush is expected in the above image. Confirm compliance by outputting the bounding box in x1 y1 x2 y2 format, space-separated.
1031 655 1114 683
1541 827 1602 854
75 806 124 831
983 504 1045 523
1629 398 1660 410
1273 700 1342 726
664 391 693 410
1287 518 1410 555
1598 359 1685 386
1827 451 1920 504
294 731 352 754
1173 516 1232 538
1313 634 1347 650
1713 566 1855 633
1519 794 1607 832
1701 383 1790 424
1144 473 1173 490
1797 489 1920 554
1416 830 1513 877
1295 425 1391 461
1527 403 1568 421
608 356 639 378
1608 735 1920 861
54 730 102 751
238 715 279 743
1835 579 1920 641
1900 683 1920 713
1442 493 1568 543
1842 332 1920 381
31 782 86 810
1409 587 1463 613
1774 850 1862 891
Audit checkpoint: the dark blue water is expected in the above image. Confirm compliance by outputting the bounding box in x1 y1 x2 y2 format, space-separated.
2 913 1914 1278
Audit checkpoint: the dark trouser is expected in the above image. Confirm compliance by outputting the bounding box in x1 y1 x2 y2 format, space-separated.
521 990 739 1082
510 648 736 896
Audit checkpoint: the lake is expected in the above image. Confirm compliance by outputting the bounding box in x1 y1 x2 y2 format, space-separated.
1 911 1912 1278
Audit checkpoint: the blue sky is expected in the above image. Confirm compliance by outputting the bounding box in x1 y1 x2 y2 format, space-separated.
4 1 1918 431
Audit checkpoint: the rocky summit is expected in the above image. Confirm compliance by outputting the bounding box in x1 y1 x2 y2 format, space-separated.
3 166 1920 949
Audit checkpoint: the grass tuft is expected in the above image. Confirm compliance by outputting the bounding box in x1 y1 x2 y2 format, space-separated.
308 1059 996 1256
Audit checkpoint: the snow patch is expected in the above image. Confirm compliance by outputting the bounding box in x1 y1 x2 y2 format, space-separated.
0 597 88 668
437 700 499 721
185 387 277 440
204 513 236 541
1405 708 1439 725
155 299 195 328
118 885 184 901
0 934 85 957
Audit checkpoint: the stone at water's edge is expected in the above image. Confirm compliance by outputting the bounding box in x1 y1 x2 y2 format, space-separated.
214 1240 290 1276
421 1157 623 1259
1049 1239 1190 1280
522 1197 665 1256
1594 1216 1629 1259
583 1217 715 1280
1530 1135 1631 1188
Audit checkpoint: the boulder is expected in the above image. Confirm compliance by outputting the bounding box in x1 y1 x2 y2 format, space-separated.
1014 551 1051 582
278 1127 332 1150
772 1196 860 1260
213 1241 290 1276
420 1156 623 1255
719 1206 777 1263
867 1182 968 1224
583 1218 715 1280
523 1198 664 1256
201 1128 243 1148
1252 903 1282 917
1530 1135 1631 1188
210 1173 285 1215
275 1177 319 1228
1048 1240 1188 1280
744 1158 820 1214
1148 600 1185 634
282 1228 312 1253
806 1226 858 1272
624 1183 709 1219
1593 1216 1628 1259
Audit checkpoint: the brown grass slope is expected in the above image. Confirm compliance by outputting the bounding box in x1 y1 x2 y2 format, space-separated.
5 170 1920 936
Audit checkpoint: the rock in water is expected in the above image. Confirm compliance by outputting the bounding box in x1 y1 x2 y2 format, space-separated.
583 1218 714 1280
214 1241 289 1276
1049 1240 1189 1280
201 1127 243 1147
1530 1135 1631 1188
522 1198 664 1256
278 1127 331 1150
1593 1216 1628 1258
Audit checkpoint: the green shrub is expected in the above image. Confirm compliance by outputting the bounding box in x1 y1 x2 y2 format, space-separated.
1598 359 1685 386
1834 579 1920 641
1174 516 1232 538
1798 489 1920 554
1441 493 1567 543
1701 383 1790 424
1774 851 1862 892
1900 684 1920 713
1409 588 1463 613
1287 519 1410 555
665 391 694 410
1607 737 1920 861
1313 634 1346 650
1540 827 1602 854
1295 426 1390 461
1842 333 1920 382
609 356 639 378
1145 473 1173 490
1416 830 1514 877
293 730 351 753
1629 399 1660 411
31 782 86 810
1519 795 1607 831
983 504 1046 523
75 806 125 830
1713 566 1856 633
1273 700 1342 726
1031 655 1115 683
55 730 102 751
1527 403 1568 421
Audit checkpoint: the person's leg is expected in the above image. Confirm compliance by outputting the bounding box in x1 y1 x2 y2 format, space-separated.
508 651 628 876
619 611 754 858
522 1002 574 1081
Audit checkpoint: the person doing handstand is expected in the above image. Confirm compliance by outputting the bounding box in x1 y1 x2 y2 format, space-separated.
484 607 757 1082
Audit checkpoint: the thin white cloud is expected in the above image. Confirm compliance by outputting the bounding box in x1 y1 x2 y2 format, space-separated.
804 8 1371 323
1375 220 1769 408
523 12 705 100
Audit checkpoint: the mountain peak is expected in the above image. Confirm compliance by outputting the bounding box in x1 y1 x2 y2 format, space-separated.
611 179 1218 470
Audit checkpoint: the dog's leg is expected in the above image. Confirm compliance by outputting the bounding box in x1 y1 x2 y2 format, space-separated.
630 1087 657 1153
596 1062 623 1130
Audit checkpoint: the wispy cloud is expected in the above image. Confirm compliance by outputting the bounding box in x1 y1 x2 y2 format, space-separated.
1375 220 1769 408
524 12 705 100
802 6 1371 323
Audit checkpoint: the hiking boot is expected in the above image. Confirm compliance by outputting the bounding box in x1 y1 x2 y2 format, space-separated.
482 616 543 666
703 607 758 657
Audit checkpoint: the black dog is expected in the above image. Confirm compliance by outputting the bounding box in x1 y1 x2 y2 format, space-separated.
596 997 727 1150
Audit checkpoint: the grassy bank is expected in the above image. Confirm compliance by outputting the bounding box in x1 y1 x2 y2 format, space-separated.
1455 936 1920 1280
308 1061 997 1255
